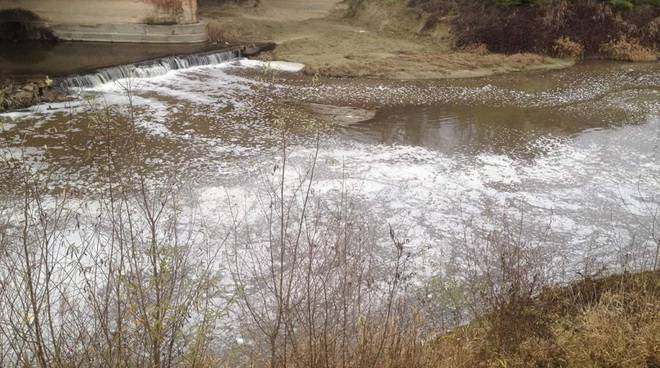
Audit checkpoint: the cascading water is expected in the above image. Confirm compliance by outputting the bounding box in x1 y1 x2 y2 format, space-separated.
56 48 242 89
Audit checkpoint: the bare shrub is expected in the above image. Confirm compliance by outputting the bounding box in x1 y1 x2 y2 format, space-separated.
553 36 584 58
450 0 659 56
599 36 658 61
0 89 227 367
0 161 226 367
226 127 420 368
407 0 457 16
427 271 660 367
459 42 489 55
345 0 367 17
451 1 550 54
456 213 557 352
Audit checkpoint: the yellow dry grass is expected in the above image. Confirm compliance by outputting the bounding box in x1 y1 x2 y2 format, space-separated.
209 271 659 368
600 37 657 62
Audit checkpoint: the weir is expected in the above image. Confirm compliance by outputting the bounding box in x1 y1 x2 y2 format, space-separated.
57 48 242 89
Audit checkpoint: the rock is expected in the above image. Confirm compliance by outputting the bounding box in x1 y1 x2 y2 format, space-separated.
42 89 68 103
1 80 12 91
302 103 376 126
13 91 35 104
0 78 69 111
242 42 277 57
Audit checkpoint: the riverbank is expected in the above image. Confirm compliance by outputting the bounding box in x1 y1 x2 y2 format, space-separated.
409 270 660 368
0 77 69 113
200 0 573 79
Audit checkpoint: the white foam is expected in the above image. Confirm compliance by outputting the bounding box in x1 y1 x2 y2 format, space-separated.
236 59 306 73
2 60 658 277
190 113 660 276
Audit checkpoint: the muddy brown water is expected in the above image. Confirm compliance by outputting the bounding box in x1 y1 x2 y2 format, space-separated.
350 101 648 157
0 59 658 275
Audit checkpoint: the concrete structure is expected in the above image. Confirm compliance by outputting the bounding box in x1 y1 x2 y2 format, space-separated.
0 0 207 43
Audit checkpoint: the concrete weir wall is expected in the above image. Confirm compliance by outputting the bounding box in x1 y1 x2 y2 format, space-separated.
0 0 207 43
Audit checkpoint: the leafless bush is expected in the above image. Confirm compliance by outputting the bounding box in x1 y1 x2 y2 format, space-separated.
450 0 659 56
224 126 420 368
407 0 457 16
447 209 558 351
458 42 489 55
0 89 227 368
553 36 584 58
0 157 227 368
599 36 657 61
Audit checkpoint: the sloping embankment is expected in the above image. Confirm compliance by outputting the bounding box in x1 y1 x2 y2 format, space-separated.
200 0 572 79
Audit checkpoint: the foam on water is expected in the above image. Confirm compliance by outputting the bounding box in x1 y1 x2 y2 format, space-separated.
2 60 658 360
194 113 660 275
236 59 306 73
1 60 659 277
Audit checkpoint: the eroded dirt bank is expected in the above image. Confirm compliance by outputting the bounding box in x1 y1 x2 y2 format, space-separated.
201 0 573 79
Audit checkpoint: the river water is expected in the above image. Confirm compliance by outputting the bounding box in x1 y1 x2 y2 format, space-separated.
1 58 659 279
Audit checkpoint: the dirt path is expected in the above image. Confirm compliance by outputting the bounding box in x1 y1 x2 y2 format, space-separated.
201 0 572 79
241 0 340 21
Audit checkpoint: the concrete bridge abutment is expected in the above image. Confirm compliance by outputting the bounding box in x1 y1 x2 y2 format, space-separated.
0 0 207 43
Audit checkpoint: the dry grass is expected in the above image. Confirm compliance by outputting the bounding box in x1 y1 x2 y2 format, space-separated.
214 271 659 368
600 36 658 61
459 43 489 55
553 36 585 59
426 271 660 368
261 271 659 368
557 292 659 367
207 20 238 43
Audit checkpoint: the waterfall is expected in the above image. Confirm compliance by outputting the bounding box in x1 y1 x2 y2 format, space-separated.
56 48 242 89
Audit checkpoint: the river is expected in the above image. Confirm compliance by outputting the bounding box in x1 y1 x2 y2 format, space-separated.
1 57 659 280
